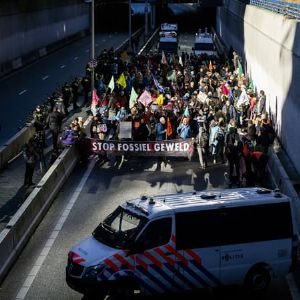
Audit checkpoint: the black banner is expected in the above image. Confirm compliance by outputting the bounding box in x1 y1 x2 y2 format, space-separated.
89 138 194 157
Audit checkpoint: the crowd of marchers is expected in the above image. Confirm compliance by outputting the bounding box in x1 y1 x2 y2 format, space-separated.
23 46 276 188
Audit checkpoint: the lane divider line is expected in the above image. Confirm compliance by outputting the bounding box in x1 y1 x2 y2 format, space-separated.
42 75 49 80
15 158 96 300
74 57 79 60
60 65 66 69
18 90 27 96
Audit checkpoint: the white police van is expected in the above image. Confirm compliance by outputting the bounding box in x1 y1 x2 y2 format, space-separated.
66 188 298 298
194 28 217 57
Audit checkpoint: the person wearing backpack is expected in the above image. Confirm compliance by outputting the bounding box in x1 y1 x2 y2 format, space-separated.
225 123 241 185
196 117 209 169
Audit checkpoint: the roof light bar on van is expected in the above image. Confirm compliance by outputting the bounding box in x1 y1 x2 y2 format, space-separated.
256 188 272 194
200 193 217 200
126 201 149 215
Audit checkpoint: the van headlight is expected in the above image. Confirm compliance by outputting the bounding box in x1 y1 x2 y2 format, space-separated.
84 264 105 279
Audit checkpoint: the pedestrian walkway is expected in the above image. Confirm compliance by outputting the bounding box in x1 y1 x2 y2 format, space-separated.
0 106 90 232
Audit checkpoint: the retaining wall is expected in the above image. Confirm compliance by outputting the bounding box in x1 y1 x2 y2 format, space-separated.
217 0 300 176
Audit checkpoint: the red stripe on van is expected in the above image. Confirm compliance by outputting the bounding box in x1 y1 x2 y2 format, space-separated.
185 249 202 264
114 253 135 270
154 248 175 267
144 252 163 268
104 258 119 271
165 245 188 266
136 257 148 270
73 258 85 264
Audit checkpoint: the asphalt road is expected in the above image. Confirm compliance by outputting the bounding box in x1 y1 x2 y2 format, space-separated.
0 32 128 145
0 156 293 300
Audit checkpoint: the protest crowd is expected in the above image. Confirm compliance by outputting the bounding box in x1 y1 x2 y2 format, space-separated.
23 43 275 188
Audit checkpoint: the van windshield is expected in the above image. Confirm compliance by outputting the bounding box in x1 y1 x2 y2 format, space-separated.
93 206 148 249
195 43 214 51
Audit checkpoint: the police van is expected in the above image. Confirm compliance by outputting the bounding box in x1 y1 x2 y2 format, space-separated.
194 28 217 57
66 188 298 298
158 23 178 54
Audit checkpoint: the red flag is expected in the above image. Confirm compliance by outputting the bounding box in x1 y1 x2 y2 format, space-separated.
92 89 99 107
167 117 173 137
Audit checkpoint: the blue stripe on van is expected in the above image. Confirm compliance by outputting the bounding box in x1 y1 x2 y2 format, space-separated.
150 264 182 290
163 263 198 289
177 261 210 287
136 265 169 292
190 260 222 286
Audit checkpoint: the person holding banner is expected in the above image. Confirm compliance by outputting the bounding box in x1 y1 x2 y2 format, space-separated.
156 117 167 141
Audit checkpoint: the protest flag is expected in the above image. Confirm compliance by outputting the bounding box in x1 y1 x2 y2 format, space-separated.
179 56 183 66
208 60 213 72
129 87 138 109
237 60 244 78
108 75 115 92
156 94 164 106
184 106 190 117
167 70 176 82
91 89 99 107
161 50 168 65
152 74 164 93
167 117 173 138
117 73 126 89
138 90 152 107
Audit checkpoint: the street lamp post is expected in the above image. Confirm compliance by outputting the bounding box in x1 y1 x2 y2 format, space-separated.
129 0 132 52
91 0 95 100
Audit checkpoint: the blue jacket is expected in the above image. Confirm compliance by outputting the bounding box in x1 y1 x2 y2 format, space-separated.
177 124 191 139
156 123 166 141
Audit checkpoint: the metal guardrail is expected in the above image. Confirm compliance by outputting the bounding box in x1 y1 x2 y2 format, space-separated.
138 27 160 56
249 0 300 19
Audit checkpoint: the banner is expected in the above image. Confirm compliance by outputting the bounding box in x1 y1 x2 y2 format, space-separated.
89 138 194 157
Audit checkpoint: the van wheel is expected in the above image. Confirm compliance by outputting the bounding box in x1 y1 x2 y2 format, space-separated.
245 266 270 293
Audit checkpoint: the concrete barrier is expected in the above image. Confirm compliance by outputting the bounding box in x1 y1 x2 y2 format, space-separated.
0 30 149 282
0 122 35 170
0 145 79 283
267 146 300 234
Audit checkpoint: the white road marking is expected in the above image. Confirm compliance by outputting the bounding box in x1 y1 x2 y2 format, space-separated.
42 75 49 80
15 158 96 300
60 65 66 69
74 57 79 60
18 90 27 96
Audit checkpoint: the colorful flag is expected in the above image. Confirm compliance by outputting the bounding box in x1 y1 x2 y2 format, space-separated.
167 70 177 82
156 94 164 106
237 60 244 78
184 106 190 117
152 74 164 93
108 75 114 92
208 60 213 72
117 73 126 89
91 89 99 107
120 51 129 62
167 117 173 137
161 50 168 65
249 78 254 92
129 87 138 109
179 56 183 66
138 90 153 107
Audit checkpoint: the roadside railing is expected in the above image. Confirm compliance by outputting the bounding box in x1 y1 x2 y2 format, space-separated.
249 0 300 19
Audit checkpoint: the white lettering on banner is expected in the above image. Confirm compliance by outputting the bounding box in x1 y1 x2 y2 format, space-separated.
92 142 98 151
160 143 165 151
154 144 160 151
118 143 122 151
184 143 189 151
175 143 179 151
165 143 174 151
123 144 129 151
147 144 152 151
